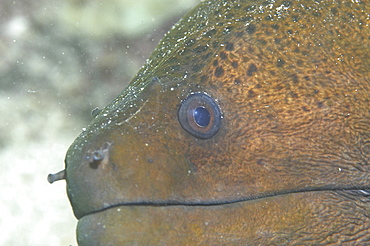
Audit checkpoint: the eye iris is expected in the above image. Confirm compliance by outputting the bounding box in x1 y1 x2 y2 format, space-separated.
178 93 221 139
193 107 210 127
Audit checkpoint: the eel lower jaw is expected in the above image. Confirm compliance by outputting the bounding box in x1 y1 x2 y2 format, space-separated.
76 189 370 245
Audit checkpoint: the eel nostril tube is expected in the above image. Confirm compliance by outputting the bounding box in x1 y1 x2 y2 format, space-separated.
93 150 105 162
47 170 66 184
87 142 112 169
89 150 105 169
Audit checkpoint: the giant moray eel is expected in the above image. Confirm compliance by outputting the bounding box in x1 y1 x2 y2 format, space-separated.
49 0 370 244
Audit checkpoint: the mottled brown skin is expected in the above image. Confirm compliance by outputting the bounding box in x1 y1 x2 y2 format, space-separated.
62 0 369 245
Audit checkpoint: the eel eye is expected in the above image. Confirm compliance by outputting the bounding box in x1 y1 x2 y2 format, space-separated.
178 93 221 139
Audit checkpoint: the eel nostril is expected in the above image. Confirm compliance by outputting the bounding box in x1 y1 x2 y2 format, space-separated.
87 142 113 169
47 170 66 183
89 150 105 169
93 151 105 162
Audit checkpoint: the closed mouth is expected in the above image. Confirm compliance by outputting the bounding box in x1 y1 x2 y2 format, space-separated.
81 187 370 218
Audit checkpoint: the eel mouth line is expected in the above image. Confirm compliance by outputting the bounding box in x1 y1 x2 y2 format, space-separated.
81 187 370 219
47 170 370 218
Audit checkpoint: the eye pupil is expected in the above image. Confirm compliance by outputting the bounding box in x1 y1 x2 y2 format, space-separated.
193 107 210 127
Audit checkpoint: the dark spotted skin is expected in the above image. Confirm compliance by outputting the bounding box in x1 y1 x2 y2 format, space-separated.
61 0 369 245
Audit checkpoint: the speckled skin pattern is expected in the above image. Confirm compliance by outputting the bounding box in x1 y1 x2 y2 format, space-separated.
63 0 369 245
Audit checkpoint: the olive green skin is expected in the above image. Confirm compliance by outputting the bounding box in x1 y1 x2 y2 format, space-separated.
64 0 370 245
